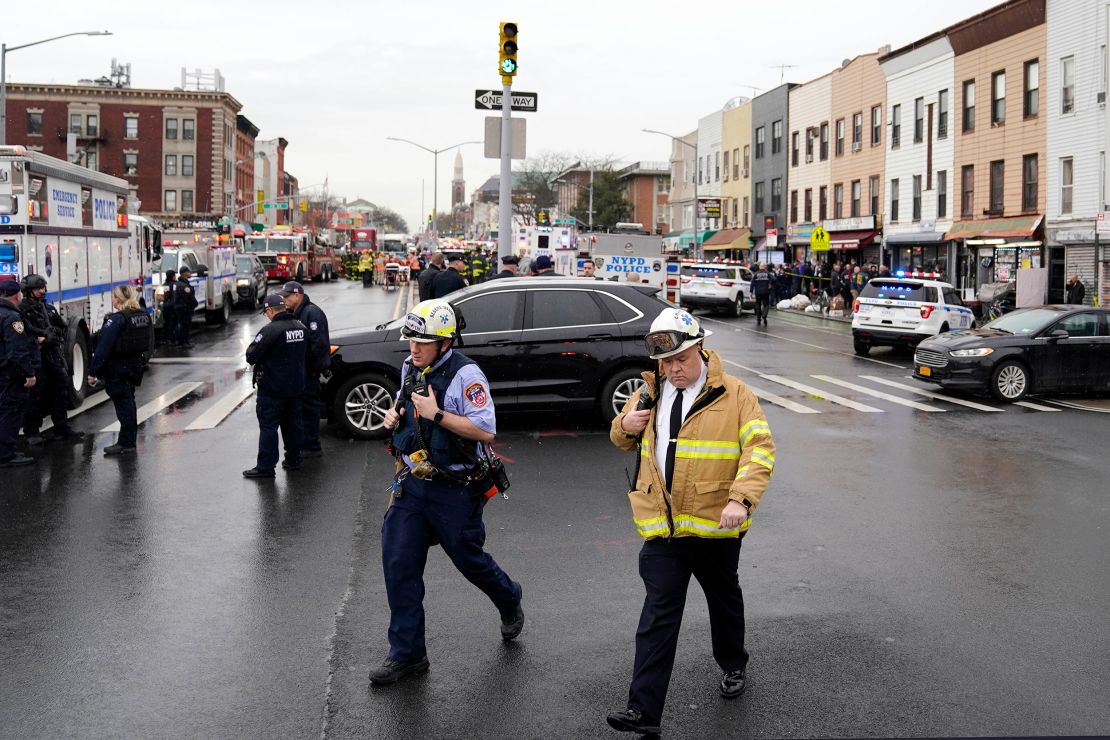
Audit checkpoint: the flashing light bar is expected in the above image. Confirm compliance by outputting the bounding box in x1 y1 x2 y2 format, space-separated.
894 271 940 278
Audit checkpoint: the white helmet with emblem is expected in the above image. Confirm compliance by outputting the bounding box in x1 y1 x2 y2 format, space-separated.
644 308 711 359
401 298 461 343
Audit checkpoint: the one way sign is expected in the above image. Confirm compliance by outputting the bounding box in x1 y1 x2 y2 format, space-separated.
474 90 539 112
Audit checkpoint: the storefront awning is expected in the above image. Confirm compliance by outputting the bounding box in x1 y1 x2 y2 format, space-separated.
945 215 1043 241
752 237 767 251
829 230 878 249
702 227 751 250
884 230 946 244
663 229 718 251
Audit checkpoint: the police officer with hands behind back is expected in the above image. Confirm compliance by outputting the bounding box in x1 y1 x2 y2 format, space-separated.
279 281 330 458
243 294 306 479
372 298 523 687
172 265 198 348
431 252 468 298
0 280 39 467
20 274 82 444
89 285 153 457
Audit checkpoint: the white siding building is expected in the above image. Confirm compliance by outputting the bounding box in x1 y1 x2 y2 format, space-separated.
696 109 722 230
786 73 832 253
1046 0 1107 305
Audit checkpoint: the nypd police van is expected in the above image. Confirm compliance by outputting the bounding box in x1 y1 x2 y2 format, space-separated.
851 273 974 356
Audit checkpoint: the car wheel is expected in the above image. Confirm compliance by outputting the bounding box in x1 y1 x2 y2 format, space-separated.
599 366 648 424
939 323 950 333
65 327 90 406
990 360 1029 403
732 294 743 318
333 372 399 440
259 284 268 307
853 340 871 356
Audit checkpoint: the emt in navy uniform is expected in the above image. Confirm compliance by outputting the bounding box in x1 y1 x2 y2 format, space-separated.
89 285 154 457
0 280 39 467
243 294 307 479
279 281 330 458
372 298 524 687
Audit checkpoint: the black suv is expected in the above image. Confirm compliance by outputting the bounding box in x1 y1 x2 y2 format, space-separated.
235 254 268 308
323 277 669 439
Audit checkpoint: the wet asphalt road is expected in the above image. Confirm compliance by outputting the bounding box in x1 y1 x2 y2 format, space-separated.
1 278 1108 739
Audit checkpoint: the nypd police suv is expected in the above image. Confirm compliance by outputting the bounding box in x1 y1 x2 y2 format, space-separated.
851 273 974 356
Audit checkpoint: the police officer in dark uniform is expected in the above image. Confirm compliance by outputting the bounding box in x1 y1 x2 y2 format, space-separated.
0 280 38 467
89 285 153 456
488 254 520 280
431 253 468 298
173 265 198 348
160 270 178 345
750 261 774 325
279 280 330 458
19 274 81 445
243 294 307 479
371 298 523 686
418 252 444 301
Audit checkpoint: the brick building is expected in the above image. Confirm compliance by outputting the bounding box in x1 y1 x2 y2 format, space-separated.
616 161 670 235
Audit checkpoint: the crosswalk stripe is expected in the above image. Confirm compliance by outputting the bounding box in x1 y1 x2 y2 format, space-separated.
812 375 944 412
101 381 203 433
860 376 1002 412
185 383 256 431
745 383 821 414
1015 400 1062 412
148 356 245 365
41 391 111 432
759 375 884 413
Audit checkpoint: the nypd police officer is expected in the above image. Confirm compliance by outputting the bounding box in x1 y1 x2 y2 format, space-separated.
89 285 154 457
0 280 38 467
431 252 468 298
371 298 524 687
279 281 330 458
243 294 307 479
172 265 198 348
20 274 81 445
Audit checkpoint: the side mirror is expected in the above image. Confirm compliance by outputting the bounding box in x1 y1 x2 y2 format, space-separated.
195 263 209 277
1047 329 1069 341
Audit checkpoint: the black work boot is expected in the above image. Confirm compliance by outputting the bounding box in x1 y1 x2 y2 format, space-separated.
500 585 524 641
719 668 747 698
368 656 430 686
606 708 661 735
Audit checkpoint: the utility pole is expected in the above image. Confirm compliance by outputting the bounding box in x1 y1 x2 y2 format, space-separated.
497 22 518 262
588 168 594 231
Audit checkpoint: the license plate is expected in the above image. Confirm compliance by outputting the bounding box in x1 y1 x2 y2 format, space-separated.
881 309 894 320
918 366 931 377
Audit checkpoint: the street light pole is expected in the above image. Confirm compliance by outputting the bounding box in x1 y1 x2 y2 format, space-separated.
643 128 700 260
1 31 112 146
386 137 480 239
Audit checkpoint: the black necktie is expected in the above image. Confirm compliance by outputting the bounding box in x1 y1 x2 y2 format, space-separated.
665 388 684 491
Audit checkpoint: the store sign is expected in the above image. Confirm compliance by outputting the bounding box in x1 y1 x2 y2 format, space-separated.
822 215 875 232
1054 229 1096 243
697 198 722 219
1097 212 1110 235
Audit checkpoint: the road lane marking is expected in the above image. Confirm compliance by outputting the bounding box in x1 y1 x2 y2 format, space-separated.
812 375 943 412
701 316 908 369
758 374 884 412
149 356 246 365
1041 398 1110 413
860 376 1002 412
101 381 203 432
744 383 821 414
1015 400 1061 412
40 391 110 432
185 383 256 430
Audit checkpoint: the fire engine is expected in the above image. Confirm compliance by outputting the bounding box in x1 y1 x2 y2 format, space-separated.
243 228 340 283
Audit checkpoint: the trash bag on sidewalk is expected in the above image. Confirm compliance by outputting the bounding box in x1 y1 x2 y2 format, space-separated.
789 294 811 310
776 299 794 310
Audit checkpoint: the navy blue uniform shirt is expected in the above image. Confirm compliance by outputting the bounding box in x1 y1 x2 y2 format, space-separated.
0 301 38 379
291 297 331 374
246 312 308 397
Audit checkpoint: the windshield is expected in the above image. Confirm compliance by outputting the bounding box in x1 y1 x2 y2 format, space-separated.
984 308 1062 335
681 266 734 280
245 236 301 253
380 240 405 254
236 257 254 273
861 280 932 302
153 253 178 272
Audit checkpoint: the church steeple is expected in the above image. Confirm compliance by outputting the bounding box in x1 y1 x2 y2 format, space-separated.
451 151 465 208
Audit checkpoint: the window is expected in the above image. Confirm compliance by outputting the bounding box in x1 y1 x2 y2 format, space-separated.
1023 60 1039 117
989 160 1004 213
912 175 922 221
804 188 813 222
85 152 97 172
850 180 861 218
932 170 946 219
723 150 729 182
835 118 845 156
754 181 765 213
732 148 740 179
890 178 900 222
181 190 194 212
715 151 720 181
943 288 965 307
165 155 178 176
991 71 1005 125
938 89 949 138
1102 151 1106 210
819 122 829 160
166 118 178 140
1060 157 1074 214
458 292 520 333
961 165 975 216
790 190 799 223
183 119 195 140
125 116 138 139
1102 46 1108 104
833 183 844 219
819 186 828 221
755 127 765 158
69 113 82 134
743 145 750 170
963 80 976 132
852 112 862 147
26 111 43 135
791 131 799 166
164 190 177 211
891 104 901 148
805 127 815 159
1061 56 1075 114
182 155 194 177
531 291 605 329
871 105 882 145
123 152 138 176
869 175 879 215
771 177 782 212
1054 312 1100 337
86 114 98 137
772 120 783 155
1022 154 1038 211
914 97 924 143
742 197 749 226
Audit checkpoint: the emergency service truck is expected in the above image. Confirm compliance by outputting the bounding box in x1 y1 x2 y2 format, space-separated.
244 229 340 282
154 230 237 327
583 232 668 290
0 145 149 403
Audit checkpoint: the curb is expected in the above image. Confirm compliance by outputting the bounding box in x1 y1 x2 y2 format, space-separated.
775 307 853 325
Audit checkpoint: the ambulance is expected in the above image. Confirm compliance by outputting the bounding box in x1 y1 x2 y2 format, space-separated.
156 229 237 327
0 145 150 403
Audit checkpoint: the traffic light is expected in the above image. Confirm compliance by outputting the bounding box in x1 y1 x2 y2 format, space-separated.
299 198 308 213
499 22 518 82
537 209 549 226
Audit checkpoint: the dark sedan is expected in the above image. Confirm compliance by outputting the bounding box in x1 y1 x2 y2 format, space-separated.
235 255 268 308
913 305 1110 402
323 277 670 439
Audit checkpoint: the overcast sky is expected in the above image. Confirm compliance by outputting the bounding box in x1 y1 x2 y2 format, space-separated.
10 0 1000 230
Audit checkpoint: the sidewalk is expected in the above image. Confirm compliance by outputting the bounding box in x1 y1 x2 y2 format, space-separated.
774 307 853 325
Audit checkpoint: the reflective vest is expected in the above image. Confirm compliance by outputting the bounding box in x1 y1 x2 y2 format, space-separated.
391 351 477 470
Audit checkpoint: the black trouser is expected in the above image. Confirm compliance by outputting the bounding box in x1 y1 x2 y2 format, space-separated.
628 537 748 725
301 374 322 451
106 377 138 448
176 307 194 345
23 355 70 435
255 390 303 471
0 378 29 460
754 294 770 320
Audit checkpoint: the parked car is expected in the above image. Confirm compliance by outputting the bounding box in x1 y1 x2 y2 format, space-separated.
323 278 669 439
235 255 268 308
679 262 755 317
913 305 1110 402
852 275 974 355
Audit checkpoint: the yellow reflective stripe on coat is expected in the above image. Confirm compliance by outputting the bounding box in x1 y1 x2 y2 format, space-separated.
672 513 751 538
735 464 749 479
739 419 771 448
751 446 775 472
640 441 651 458
634 515 669 537
674 439 741 460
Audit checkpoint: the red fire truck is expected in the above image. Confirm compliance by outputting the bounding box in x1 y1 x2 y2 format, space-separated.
243 229 340 282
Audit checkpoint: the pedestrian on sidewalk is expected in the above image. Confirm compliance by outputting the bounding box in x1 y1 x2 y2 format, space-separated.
1066 274 1086 304
89 285 153 457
